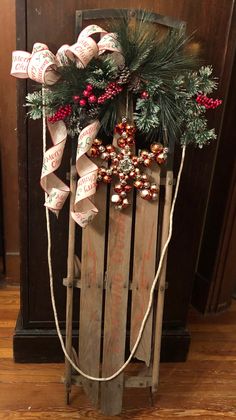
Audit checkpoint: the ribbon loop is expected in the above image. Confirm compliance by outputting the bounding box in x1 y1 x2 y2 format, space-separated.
28 45 59 85
56 45 71 66
68 37 98 68
78 24 107 40
11 24 122 226
98 33 121 55
11 51 31 78
11 43 60 85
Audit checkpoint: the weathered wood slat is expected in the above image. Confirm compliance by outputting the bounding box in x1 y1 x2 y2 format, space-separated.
130 166 161 366
65 164 77 402
100 201 133 415
63 277 169 290
70 374 152 388
78 181 107 407
152 170 173 393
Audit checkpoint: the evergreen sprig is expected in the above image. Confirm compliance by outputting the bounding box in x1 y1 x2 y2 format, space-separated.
134 98 160 132
25 11 221 146
26 91 43 119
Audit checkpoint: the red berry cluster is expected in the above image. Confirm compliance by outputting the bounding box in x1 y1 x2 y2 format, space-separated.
48 104 72 123
73 84 97 107
98 82 123 104
196 94 222 109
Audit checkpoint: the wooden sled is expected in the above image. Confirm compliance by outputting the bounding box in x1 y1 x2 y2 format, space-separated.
63 9 183 416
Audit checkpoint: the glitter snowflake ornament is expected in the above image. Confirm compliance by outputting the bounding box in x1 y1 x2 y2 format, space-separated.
87 119 168 209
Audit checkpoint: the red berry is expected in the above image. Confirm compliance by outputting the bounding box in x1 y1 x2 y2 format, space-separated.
79 98 87 107
83 90 90 97
48 104 72 123
196 94 222 110
88 94 97 104
141 91 149 99
86 84 93 92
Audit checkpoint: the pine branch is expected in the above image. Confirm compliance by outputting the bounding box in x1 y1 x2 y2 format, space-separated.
134 98 160 133
25 11 220 148
25 91 43 119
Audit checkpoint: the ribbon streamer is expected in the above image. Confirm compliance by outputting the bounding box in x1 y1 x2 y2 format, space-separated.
71 120 100 228
11 24 121 227
41 120 70 215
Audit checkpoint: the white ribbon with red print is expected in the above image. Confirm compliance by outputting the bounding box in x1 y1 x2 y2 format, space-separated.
71 120 100 228
11 43 60 84
58 25 121 67
11 26 121 78
41 120 70 216
11 24 121 226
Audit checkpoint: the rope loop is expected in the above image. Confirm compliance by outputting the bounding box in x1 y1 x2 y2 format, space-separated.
43 89 186 382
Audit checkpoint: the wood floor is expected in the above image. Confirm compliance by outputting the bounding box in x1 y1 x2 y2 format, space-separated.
0 284 236 419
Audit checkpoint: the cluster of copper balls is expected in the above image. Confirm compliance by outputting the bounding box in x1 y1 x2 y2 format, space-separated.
87 119 168 209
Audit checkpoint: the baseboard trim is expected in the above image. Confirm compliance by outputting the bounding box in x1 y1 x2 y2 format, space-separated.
14 314 190 363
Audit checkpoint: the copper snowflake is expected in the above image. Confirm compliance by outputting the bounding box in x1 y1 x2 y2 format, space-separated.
87 119 168 209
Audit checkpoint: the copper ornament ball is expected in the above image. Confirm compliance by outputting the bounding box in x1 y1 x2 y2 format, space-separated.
140 149 149 158
134 180 144 189
139 189 150 199
127 136 135 146
122 198 129 208
119 173 125 180
143 181 151 189
103 175 112 183
93 138 102 146
111 194 122 204
101 152 110 161
124 185 132 193
150 143 163 154
106 144 115 153
144 158 152 167
156 154 165 164
150 184 159 193
88 146 98 157
141 174 148 182
114 184 122 193
99 166 107 175
120 191 127 199
151 192 158 200
117 138 126 148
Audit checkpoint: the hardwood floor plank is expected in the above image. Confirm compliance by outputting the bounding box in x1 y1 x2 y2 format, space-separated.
0 408 236 419
0 286 236 418
0 361 64 383
0 320 16 328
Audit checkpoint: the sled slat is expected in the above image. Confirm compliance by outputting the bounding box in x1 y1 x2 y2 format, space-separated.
152 170 173 393
70 374 152 388
130 166 161 366
100 203 133 416
78 182 107 407
65 164 77 403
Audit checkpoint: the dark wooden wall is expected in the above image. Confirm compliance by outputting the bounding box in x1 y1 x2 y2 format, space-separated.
0 0 20 281
13 0 236 362
193 51 236 313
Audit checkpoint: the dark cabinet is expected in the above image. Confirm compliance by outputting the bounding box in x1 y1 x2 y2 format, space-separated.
14 0 236 362
193 52 236 314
